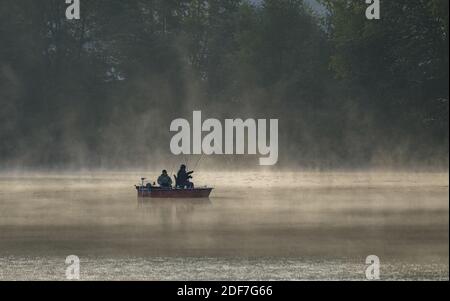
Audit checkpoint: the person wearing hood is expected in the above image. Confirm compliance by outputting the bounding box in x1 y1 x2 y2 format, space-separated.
175 164 194 189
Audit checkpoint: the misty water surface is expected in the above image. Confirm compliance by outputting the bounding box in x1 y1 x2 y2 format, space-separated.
0 171 448 280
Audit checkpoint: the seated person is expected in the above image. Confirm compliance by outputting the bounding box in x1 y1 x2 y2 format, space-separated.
175 164 194 189
157 170 173 188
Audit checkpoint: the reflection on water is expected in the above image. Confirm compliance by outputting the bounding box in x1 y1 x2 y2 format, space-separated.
137 198 212 225
0 171 448 280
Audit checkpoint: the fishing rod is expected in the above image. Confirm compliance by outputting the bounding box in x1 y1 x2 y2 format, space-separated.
193 154 203 170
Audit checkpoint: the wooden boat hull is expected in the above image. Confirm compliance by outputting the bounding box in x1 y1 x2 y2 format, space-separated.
136 187 212 198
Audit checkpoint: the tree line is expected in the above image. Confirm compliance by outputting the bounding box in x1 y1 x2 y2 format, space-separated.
0 0 448 169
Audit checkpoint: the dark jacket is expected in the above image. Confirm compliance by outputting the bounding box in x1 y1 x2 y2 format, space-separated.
176 169 193 187
158 174 172 187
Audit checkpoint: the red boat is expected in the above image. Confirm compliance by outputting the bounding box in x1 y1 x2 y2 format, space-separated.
135 185 213 198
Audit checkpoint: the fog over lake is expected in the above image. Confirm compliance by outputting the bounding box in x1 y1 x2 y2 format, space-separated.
0 171 447 280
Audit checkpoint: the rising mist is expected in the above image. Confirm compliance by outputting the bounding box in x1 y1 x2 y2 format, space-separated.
0 0 448 171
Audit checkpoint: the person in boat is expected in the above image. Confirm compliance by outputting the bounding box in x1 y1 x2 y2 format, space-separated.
157 170 173 188
175 164 194 189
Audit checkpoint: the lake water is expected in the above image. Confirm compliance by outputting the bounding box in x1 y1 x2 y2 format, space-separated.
0 171 448 280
